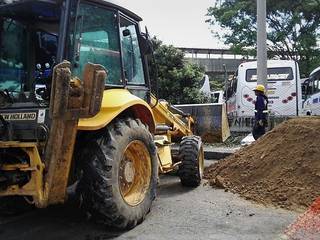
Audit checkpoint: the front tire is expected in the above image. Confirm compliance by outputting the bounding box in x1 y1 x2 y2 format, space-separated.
77 118 158 229
178 135 204 187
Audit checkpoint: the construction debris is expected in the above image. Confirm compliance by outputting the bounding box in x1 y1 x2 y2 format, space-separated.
283 197 320 239
204 117 320 211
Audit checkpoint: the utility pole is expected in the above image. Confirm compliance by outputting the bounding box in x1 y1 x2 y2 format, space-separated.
257 0 267 89
223 64 228 100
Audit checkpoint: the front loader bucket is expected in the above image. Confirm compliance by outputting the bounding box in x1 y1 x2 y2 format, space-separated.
175 103 230 143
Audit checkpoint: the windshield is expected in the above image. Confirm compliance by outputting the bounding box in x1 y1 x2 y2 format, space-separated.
0 2 60 107
0 19 27 93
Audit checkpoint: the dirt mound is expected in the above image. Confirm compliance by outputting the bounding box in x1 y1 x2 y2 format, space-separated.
204 117 320 211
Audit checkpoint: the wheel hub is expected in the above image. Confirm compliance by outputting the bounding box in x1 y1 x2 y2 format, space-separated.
119 140 151 206
124 160 134 183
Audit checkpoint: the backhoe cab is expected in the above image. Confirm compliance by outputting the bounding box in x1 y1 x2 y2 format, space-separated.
0 0 204 229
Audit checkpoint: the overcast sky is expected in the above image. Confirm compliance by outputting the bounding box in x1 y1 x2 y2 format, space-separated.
119 0 225 49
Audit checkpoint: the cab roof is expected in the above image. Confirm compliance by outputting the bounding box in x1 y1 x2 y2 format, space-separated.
0 0 142 22
86 0 142 21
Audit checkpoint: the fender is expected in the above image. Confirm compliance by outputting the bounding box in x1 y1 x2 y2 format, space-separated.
78 89 155 133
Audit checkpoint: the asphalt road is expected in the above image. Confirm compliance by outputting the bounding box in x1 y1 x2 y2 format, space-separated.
0 161 298 240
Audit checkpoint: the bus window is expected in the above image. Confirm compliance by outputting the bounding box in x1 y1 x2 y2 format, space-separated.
313 77 320 94
225 71 237 100
246 67 294 82
225 78 233 100
307 80 313 95
302 80 306 97
213 92 219 103
302 79 310 99
307 71 320 95
313 79 320 93
232 75 238 94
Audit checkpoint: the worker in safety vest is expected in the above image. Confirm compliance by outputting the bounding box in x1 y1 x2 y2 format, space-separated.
252 84 268 140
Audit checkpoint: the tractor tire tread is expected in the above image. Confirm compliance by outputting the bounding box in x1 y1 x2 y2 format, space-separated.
178 135 203 187
77 117 157 229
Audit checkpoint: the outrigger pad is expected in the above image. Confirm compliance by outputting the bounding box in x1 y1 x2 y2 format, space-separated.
81 63 107 118
50 61 107 120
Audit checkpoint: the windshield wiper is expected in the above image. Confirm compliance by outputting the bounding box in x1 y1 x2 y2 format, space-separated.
6 18 13 31
4 89 13 103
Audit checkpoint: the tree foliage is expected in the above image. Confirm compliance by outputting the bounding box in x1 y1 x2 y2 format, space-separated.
150 38 208 104
206 0 320 76
209 76 225 91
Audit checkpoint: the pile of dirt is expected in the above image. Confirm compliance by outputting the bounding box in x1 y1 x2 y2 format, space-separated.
204 117 320 211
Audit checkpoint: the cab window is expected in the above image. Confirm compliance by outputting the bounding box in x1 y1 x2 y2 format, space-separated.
120 17 145 85
72 3 122 85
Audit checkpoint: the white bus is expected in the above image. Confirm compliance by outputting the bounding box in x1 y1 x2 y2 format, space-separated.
302 66 320 115
226 60 302 118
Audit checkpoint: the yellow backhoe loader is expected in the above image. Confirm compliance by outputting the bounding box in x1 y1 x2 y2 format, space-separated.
0 0 204 229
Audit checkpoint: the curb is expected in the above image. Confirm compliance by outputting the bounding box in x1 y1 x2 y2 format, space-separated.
204 150 232 160
204 147 239 160
171 146 239 161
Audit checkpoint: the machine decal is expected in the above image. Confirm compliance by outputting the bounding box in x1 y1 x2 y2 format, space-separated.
0 112 37 121
37 109 46 123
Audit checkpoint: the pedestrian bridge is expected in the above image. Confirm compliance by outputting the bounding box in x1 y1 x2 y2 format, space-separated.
186 58 243 74
178 47 253 75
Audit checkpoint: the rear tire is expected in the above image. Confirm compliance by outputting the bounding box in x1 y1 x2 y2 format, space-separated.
77 118 158 229
178 136 204 187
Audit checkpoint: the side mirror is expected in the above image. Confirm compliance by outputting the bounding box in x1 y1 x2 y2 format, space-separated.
122 29 131 37
139 33 153 55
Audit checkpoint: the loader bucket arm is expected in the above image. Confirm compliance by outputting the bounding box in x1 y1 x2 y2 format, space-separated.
150 95 193 138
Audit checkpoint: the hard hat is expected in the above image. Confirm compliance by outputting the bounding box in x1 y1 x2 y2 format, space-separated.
253 84 265 93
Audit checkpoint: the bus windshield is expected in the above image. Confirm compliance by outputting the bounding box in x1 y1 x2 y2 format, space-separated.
246 67 294 82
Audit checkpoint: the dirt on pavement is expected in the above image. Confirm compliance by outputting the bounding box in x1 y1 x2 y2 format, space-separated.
0 173 298 240
204 117 320 211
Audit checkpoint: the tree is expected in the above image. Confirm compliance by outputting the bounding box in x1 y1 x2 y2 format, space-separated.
209 77 224 91
206 0 320 76
150 38 208 104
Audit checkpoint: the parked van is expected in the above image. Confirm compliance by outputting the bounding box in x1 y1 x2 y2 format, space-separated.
226 60 302 118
